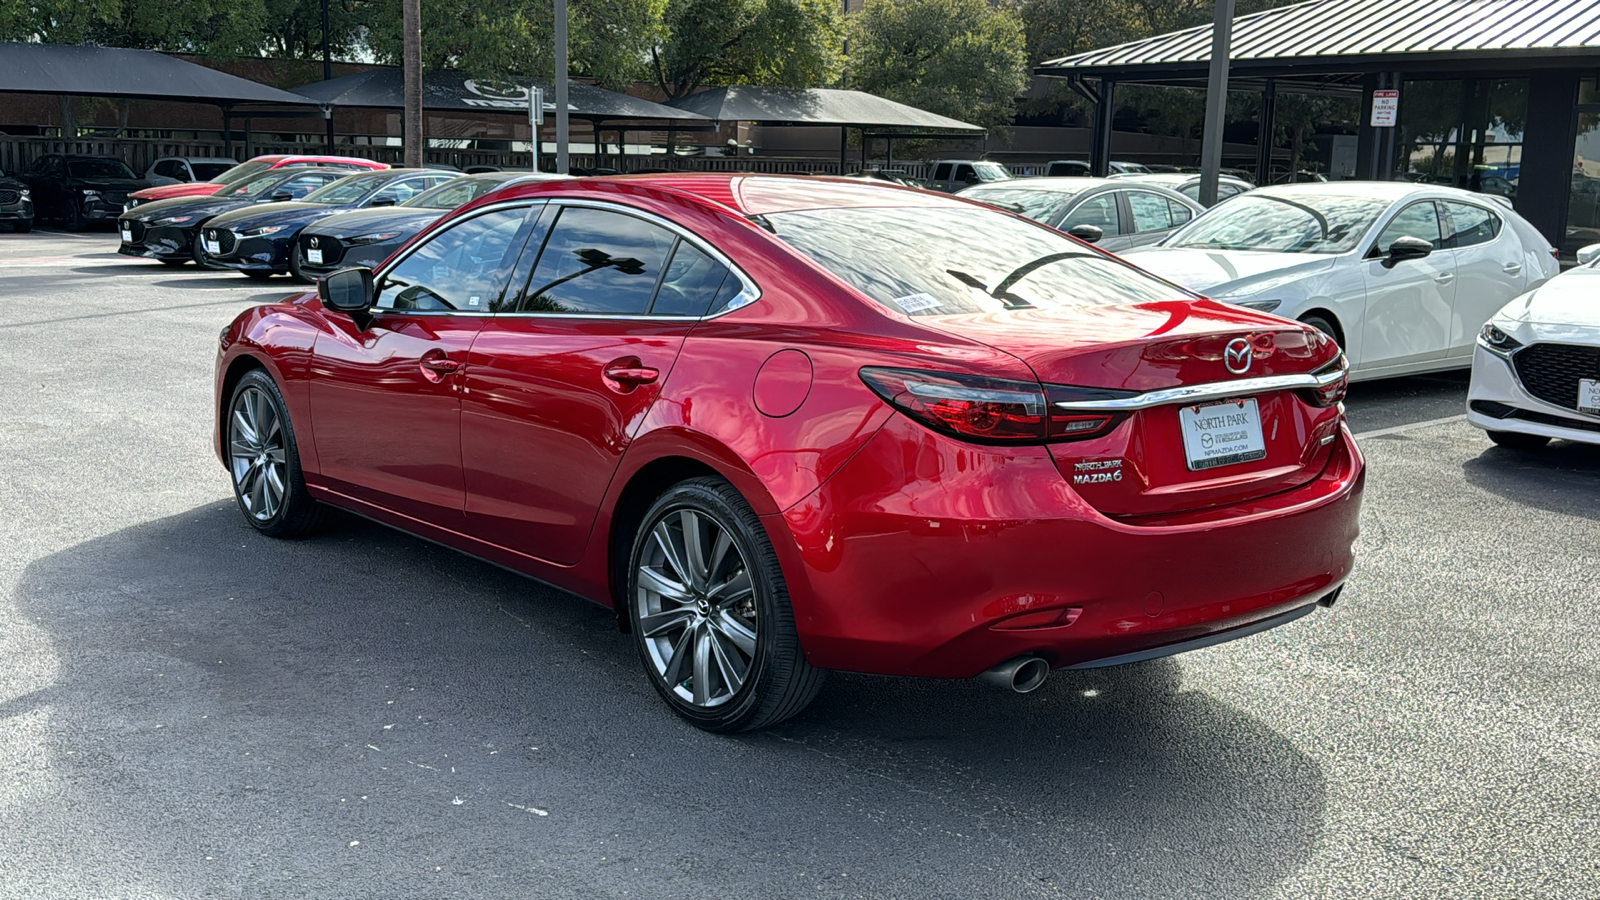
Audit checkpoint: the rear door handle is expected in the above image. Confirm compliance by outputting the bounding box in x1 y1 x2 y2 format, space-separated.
603 359 660 392
1503 263 1522 275
1434 273 1455 285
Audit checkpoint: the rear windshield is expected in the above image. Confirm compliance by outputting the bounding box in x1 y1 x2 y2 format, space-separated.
957 186 1079 223
68 159 137 180
193 162 236 181
764 206 1193 316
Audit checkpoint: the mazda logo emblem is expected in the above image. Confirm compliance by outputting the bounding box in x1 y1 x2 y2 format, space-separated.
1224 338 1253 375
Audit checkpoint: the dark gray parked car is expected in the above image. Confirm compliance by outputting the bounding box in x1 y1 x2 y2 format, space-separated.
0 166 33 233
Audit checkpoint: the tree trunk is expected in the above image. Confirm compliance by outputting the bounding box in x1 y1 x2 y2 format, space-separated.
402 0 423 168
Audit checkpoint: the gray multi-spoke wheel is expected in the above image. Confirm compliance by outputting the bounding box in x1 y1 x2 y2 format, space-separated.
226 369 327 537
628 478 824 732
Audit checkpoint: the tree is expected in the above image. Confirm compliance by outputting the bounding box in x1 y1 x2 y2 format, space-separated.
650 0 843 100
848 0 1028 130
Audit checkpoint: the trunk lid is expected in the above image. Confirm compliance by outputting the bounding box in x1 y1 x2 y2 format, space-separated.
921 299 1345 518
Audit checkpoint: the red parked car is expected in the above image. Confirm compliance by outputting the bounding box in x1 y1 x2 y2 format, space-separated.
126 154 387 209
214 175 1364 731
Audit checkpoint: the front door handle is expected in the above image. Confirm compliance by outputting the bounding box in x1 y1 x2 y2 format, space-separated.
1434 273 1455 285
419 351 462 383
603 358 660 391
1503 263 1523 275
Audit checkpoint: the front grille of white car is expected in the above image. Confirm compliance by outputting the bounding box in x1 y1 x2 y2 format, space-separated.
1513 343 1600 412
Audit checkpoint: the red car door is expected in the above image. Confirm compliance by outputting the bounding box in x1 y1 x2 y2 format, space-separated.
307 203 543 524
460 203 745 565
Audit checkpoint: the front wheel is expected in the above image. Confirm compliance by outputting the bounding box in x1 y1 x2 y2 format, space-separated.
63 200 85 232
226 369 328 537
628 477 823 732
1487 430 1550 450
288 245 313 284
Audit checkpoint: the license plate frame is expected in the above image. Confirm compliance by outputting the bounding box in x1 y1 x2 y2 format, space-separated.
119 225 132 242
1579 378 1600 415
203 236 220 255
1178 398 1268 471
307 247 323 265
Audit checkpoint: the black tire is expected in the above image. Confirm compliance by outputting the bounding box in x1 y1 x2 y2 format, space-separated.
225 369 329 538
243 270 275 280
627 477 824 732
11 221 31 234
1487 430 1550 450
1300 314 1341 347
160 257 188 267
288 244 313 284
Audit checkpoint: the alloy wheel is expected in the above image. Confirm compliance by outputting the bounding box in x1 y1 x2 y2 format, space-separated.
636 507 759 708
228 385 288 521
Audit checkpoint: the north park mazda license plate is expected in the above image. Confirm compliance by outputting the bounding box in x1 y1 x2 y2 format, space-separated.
119 224 132 242
1580 378 1600 414
307 247 323 264
1179 398 1267 471
203 235 220 255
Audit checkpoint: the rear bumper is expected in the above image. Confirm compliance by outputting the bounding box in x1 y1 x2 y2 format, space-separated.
775 414 1365 678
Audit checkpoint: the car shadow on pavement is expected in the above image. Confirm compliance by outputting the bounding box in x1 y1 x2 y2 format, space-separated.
12 503 1326 899
1462 441 1600 521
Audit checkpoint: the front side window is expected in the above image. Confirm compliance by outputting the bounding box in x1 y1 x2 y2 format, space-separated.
376 206 535 312
1444 202 1501 248
1375 201 1444 253
955 165 977 184
933 164 952 181
1126 191 1175 233
1166 194 1389 254
766 205 1194 317
511 207 676 314
1058 194 1120 234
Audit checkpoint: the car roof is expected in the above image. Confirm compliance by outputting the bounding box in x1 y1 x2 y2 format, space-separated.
1250 180 1500 204
160 156 236 163
481 173 975 217
963 177 1124 194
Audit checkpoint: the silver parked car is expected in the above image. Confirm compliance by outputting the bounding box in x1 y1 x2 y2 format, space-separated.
956 178 1206 253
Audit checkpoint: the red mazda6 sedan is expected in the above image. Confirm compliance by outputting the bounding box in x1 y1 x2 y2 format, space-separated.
215 174 1364 731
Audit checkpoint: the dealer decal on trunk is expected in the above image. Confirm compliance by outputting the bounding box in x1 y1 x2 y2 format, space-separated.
1072 459 1123 484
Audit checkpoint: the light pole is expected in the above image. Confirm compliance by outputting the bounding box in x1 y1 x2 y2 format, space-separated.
1198 0 1234 206
555 0 569 174
320 0 333 152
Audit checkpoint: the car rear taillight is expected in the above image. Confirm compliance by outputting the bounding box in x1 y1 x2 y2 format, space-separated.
860 368 1130 444
1300 355 1349 408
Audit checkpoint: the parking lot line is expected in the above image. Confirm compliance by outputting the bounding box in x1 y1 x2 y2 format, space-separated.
1353 414 1468 438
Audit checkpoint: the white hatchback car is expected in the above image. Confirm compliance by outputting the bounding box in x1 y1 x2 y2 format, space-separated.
1124 183 1559 382
1467 243 1600 448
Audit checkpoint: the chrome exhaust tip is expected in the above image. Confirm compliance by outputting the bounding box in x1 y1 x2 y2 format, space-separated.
978 655 1051 694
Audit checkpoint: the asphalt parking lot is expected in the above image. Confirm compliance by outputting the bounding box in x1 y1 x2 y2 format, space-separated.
1 229 1596 900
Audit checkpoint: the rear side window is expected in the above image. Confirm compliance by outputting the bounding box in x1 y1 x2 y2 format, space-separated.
376 206 535 311
513 207 676 314
1169 200 1194 225
766 205 1193 317
1126 191 1175 233
652 242 731 317
1445 202 1501 248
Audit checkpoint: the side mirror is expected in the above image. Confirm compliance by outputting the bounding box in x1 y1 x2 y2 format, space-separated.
369 196 397 207
270 191 293 202
1067 224 1104 244
1577 243 1600 266
319 267 375 322
1383 235 1434 268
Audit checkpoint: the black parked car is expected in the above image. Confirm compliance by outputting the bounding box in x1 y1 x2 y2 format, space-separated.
20 155 146 230
0 166 33 233
117 168 351 267
202 169 455 279
293 171 557 281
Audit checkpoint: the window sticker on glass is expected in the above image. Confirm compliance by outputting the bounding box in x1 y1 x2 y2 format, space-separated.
892 292 942 312
468 296 481 307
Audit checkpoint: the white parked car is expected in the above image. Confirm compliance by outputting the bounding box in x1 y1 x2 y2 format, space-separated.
1124 183 1559 382
144 156 238 187
1110 172 1255 207
1467 243 1600 448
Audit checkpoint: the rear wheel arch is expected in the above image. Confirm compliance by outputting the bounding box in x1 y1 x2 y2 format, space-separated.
607 456 729 632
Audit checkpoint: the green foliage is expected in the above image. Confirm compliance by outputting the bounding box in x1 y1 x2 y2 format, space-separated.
1 0 263 52
847 0 1028 130
650 0 843 99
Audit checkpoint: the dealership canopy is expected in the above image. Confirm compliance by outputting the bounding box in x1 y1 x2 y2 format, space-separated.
0 41 313 106
292 68 706 123
664 86 983 133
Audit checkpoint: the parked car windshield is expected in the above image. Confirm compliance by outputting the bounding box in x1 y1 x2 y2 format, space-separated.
972 162 1012 181
957 185 1080 223
226 171 302 198
404 176 506 210
304 173 389 205
765 205 1194 316
192 162 236 181
67 158 138 180
1164 193 1389 254
216 160 270 184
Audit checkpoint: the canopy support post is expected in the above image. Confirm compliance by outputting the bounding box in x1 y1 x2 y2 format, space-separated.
1255 79 1277 185
222 105 233 158
839 127 847 175
1091 79 1115 177
1198 0 1236 206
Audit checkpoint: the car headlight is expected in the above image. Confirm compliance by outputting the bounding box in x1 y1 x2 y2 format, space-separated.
19 189 30 200
155 215 195 226
1479 322 1522 356
240 224 286 237
1235 299 1283 312
347 231 402 245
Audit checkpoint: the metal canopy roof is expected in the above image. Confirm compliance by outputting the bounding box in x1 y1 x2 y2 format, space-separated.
293 68 707 122
0 41 314 105
665 86 984 132
1038 0 1600 80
